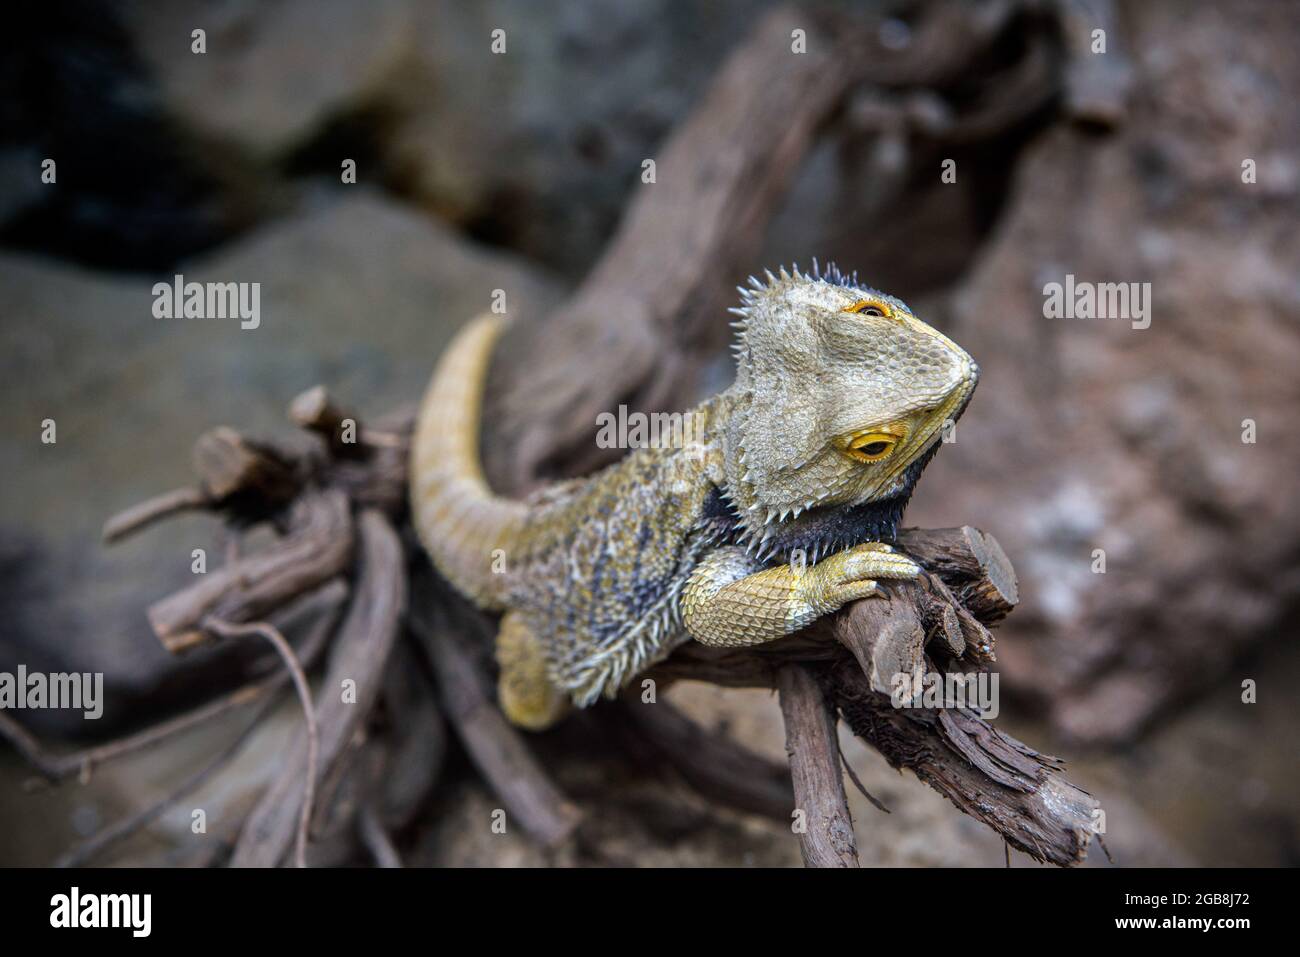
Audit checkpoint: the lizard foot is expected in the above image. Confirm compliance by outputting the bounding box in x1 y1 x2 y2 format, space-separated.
801 542 920 612
496 611 569 731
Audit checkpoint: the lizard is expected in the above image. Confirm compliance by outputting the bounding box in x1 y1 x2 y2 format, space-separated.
410 262 979 730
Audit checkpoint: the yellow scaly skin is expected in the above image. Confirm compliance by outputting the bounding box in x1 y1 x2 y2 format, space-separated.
410 263 979 729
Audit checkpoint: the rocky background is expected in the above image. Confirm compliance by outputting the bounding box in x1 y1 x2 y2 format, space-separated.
1 0 1296 866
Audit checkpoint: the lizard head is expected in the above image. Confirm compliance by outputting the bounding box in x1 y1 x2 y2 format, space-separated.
721 263 979 559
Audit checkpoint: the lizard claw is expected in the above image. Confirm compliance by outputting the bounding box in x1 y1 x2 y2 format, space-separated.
837 543 920 582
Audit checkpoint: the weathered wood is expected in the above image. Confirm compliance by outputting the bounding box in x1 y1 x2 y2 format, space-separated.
191 425 300 504
102 485 210 544
829 659 1097 866
0 580 347 789
374 640 446 831
147 489 354 653
615 699 794 822
410 595 582 848
834 591 927 697
923 589 966 658
918 570 992 660
777 664 859 868
358 804 402 869
328 441 410 517
900 525 1018 624
644 528 1092 866
204 615 320 869
289 385 367 459
230 511 405 867
55 694 284 868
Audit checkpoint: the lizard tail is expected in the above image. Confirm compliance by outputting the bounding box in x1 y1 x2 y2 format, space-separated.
410 314 527 610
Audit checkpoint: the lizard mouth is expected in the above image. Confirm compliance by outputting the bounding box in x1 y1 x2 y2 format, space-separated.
868 372 978 491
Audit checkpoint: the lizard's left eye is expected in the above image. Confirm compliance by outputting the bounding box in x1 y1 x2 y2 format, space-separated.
845 299 892 318
846 432 898 462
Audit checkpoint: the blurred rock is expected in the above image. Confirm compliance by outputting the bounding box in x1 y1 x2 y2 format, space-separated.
0 192 564 736
122 0 416 161
904 0 1300 744
382 0 776 275
101 0 787 276
1060 632 1300 867
1 1 272 270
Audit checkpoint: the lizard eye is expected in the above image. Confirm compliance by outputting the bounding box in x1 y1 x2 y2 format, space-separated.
846 432 897 462
845 299 892 318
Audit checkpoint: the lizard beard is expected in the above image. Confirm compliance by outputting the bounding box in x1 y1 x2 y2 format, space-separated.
720 441 941 563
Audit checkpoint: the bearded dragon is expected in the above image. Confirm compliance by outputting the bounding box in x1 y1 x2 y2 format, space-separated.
410 263 979 729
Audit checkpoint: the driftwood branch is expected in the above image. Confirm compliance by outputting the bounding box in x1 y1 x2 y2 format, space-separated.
55 696 283 869
148 489 353 653
206 616 320 869
645 525 1094 867
831 659 1096 866
0 581 346 788
376 643 446 830
409 590 582 848
778 664 859 868
230 511 405 868
612 699 794 822
900 525 1019 625
358 803 403 869
101 486 210 544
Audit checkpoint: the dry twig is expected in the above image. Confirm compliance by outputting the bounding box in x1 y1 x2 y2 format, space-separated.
203 616 319 869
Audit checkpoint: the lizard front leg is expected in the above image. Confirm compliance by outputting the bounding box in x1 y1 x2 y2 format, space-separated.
680 543 920 648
